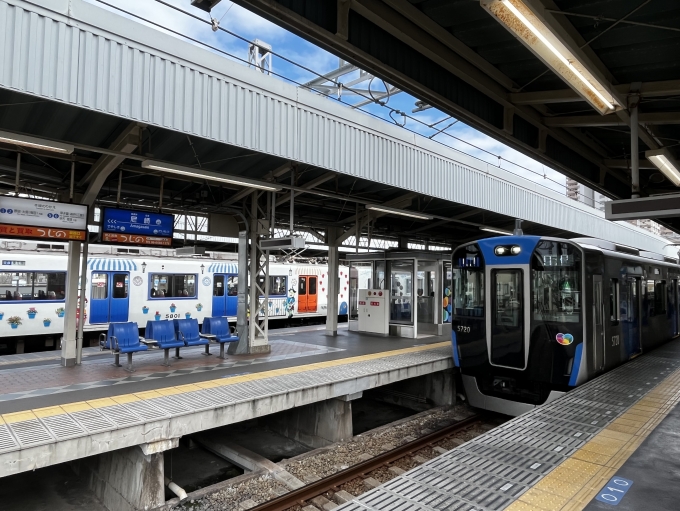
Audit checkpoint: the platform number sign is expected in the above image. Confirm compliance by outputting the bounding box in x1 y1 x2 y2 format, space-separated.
595 476 633 505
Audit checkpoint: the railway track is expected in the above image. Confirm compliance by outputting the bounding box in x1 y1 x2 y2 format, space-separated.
249 415 483 511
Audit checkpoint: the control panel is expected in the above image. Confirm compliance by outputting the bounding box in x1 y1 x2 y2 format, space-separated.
357 289 389 335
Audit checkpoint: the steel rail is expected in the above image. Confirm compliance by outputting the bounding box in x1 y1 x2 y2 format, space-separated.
249 414 482 511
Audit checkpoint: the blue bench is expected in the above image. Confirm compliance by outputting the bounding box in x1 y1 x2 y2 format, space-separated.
173 318 211 356
202 317 239 359
145 320 185 366
100 322 147 371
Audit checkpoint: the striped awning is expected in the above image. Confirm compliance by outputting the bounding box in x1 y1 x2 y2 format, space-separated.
87 258 138 271
295 266 325 276
208 262 238 274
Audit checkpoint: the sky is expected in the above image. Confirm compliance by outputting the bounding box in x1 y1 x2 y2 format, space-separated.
88 0 569 198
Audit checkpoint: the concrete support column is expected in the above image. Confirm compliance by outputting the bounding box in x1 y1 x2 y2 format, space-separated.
229 231 250 355
61 240 81 367
269 398 354 449
326 227 340 336
81 444 165 511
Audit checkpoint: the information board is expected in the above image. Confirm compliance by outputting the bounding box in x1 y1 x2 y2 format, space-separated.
101 207 174 247
0 197 87 241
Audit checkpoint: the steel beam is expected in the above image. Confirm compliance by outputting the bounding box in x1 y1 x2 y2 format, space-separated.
545 112 680 128
510 79 680 105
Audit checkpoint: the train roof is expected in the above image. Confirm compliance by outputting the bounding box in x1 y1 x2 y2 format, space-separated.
571 238 679 266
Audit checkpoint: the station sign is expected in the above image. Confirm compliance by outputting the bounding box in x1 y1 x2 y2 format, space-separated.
0 196 88 241
101 207 174 247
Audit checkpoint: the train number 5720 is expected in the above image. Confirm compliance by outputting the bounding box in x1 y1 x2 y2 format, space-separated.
457 325 471 334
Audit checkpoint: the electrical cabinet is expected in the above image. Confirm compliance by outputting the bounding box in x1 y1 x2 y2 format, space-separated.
357 289 389 335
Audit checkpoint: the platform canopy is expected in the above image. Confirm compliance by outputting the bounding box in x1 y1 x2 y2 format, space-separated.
227 0 680 231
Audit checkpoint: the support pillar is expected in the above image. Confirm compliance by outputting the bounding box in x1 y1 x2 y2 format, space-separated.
269 398 354 449
630 98 640 198
326 227 340 336
80 440 175 511
61 240 81 367
228 231 250 355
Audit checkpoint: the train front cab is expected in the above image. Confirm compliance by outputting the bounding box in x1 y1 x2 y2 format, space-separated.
452 236 585 416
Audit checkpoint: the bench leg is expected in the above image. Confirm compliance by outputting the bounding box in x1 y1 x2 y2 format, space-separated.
203 344 211 356
112 352 121 368
218 343 225 360
173 347 182 359
163 348 170 367
126 352 134 373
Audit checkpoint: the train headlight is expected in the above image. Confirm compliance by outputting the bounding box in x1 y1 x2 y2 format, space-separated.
495 245 521 256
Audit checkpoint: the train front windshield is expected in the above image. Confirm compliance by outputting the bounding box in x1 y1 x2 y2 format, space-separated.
531 241 582 324
453 245 484 317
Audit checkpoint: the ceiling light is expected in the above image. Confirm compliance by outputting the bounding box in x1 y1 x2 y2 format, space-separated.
482 0 620 115
646 149 680 187
365 204 433 220
0 130 74 154
480 226 512 236
141 160 282 191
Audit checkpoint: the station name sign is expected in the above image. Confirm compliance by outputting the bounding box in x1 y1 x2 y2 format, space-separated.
0 197 88 241
101 207 174 247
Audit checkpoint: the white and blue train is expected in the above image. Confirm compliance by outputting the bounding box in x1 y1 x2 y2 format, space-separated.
0 239 350 353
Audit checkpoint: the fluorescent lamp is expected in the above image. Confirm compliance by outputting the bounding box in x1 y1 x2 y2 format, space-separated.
141 160 282 191
0 130 74 154
480 226 512 236
365 204 433 220
482 0 620 115
646 149 680 187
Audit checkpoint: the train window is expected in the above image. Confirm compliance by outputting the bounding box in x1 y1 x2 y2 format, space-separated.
227 276 238 296
531 241 582 323
610 279 620 323
149 274 197 298
0 272 67 301
452 244 485 317
91 273 108 300
648 280 667 316
491 269 524 368
256 276 287 296
112 274 128 299
213 275 225 297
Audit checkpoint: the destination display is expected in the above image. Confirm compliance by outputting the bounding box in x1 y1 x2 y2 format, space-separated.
101 207 174 247
0 197 88 241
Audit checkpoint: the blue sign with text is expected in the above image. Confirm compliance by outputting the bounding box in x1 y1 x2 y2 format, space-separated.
101 208 174 237
595 476 633 506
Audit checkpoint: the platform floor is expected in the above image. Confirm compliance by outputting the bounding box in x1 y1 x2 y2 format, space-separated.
0 324 447 415
338 338 680 511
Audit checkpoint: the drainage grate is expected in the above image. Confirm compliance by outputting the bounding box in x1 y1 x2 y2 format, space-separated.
0 425 19 452
69 409 115 433
40 414 85 440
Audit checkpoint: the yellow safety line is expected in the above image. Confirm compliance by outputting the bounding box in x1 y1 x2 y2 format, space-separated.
506 367 680 511
1 342 449 424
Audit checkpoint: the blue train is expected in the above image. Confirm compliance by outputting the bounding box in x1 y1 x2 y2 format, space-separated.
451 234 680 415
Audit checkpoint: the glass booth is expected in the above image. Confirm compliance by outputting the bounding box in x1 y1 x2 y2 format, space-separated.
347 251 451 338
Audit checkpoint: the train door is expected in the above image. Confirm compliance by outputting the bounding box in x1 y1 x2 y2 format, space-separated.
212 274 238 317
89 272 130 324
592 275 605 372
298 276 318 313
621 277 642 357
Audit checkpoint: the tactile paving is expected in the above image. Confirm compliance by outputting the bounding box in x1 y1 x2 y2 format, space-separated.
335 341 680 511
0 346 452 457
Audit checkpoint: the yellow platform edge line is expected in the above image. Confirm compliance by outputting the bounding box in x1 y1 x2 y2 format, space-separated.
508 365 680 511
2 341 450 424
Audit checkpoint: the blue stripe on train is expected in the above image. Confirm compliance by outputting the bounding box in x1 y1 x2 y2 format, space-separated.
568 343 583 387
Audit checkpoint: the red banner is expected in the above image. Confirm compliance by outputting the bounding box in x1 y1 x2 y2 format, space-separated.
102 232 172 247
0 223 86 241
